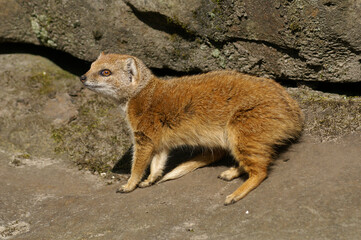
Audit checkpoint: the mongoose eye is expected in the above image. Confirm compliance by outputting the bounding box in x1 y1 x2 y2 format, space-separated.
100 69 112 77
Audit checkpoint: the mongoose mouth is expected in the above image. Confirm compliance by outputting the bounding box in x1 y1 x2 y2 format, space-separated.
83 83 104 89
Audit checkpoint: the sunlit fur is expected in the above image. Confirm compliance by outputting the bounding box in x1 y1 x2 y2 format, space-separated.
82 53 303 205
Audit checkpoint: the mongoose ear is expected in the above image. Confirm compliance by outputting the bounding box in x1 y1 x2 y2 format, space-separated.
97 51 105 59
125 58 138 83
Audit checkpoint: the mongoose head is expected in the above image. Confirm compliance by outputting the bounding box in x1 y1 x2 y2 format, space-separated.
80 52 153 104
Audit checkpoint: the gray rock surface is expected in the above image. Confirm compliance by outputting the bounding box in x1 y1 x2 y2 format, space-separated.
1 0 360 82
1 134 360 239
42 92 78 126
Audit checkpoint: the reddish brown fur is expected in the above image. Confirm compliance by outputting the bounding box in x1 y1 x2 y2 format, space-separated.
81 53 303 205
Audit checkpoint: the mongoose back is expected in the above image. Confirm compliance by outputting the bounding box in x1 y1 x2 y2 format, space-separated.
80 52 303 205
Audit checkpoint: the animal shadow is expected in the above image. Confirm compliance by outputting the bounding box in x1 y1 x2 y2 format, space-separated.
111 145 239 179
111 137 301 180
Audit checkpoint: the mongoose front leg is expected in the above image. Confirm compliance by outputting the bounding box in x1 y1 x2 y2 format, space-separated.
117 142 154 193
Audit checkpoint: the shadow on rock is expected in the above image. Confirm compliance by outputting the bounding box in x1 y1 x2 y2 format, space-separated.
111 133 302 181
112 147 133 174
112 145 237 177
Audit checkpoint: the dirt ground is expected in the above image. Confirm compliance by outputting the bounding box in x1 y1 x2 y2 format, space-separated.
1 133 360 240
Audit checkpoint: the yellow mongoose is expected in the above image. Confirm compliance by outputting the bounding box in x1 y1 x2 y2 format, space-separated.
80 52 303 205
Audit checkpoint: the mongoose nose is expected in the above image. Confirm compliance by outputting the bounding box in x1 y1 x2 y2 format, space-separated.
80 75 87 83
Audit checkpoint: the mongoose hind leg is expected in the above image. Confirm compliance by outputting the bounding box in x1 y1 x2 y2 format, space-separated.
224 156 268 205
139 150 169 188
158 149 224 184
224 107 276 204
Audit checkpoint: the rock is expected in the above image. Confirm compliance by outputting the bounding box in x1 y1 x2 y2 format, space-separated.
0 220 30 239
42 93 78 126
1 0 360 82
0 53 131 174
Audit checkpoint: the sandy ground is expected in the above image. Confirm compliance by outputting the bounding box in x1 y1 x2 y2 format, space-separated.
1 133 360 240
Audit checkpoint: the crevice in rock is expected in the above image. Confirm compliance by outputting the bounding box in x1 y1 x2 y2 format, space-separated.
125 2 197 41
334 37 361 55
307 64 323 73
276 78 360 97
210 36 307 62
323 1 337 7
154 65 359 97
1 42 359 97
151 66 203 77
0 42 91 76
124 2 307 63
249 59 264 71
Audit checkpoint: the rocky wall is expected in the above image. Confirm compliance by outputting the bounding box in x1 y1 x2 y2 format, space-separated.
1 0 360 82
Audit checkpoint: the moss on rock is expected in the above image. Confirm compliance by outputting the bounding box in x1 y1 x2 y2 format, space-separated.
288 86 361 142
51 92 131 176
0 53 131 179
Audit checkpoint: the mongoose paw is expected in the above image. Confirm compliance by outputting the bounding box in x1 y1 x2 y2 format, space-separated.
218 174 234 181
224 194 238 206
218 167 242 181
116 183 136 193
138 180 153 188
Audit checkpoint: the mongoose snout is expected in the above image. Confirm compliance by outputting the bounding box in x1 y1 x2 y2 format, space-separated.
80 75 87 83
81 52 303 205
